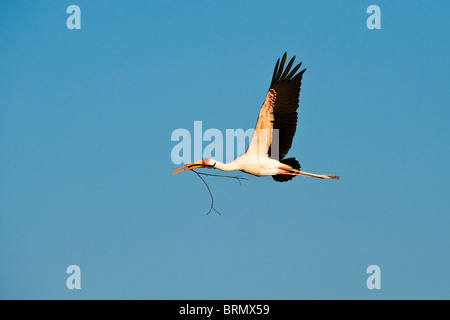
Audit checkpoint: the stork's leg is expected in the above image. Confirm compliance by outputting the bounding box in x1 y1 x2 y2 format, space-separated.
278 167 339 179
298 171 339 179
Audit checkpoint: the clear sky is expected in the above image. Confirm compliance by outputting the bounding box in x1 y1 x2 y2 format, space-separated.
0 0 449 299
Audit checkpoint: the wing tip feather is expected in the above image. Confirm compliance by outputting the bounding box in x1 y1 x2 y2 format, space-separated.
270 53 305 88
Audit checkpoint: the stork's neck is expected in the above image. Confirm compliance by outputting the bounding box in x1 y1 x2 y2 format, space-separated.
214 160 243 172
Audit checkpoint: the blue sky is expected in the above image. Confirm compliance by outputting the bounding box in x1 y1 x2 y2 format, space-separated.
0 1 449 299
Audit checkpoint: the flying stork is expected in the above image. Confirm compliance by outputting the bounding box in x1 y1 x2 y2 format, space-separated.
172 53 339 181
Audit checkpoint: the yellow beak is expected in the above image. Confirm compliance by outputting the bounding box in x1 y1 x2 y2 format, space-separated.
172 160 211 175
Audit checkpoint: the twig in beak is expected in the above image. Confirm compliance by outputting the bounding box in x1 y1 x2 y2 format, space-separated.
191 170 248 215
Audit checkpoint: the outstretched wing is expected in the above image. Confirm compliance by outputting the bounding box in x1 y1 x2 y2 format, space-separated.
247 52 306 160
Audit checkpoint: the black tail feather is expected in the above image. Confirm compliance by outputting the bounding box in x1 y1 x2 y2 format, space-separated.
272 158 301 182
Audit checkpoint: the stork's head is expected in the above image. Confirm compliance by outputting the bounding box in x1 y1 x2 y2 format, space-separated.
172 158 216 175
201 158 216 168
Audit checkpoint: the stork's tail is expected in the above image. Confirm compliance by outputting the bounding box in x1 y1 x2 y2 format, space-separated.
272 158 300 182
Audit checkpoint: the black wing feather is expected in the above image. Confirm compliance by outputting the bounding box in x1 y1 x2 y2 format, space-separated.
273 53 287 87
271 59 280 87
279 56 296 81
268 53 306 160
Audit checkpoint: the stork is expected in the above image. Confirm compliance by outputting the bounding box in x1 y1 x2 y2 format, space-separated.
172 53 339 181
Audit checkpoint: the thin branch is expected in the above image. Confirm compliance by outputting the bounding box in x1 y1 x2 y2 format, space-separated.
191 170 248 215
191 170 221 216
193 171 248 186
